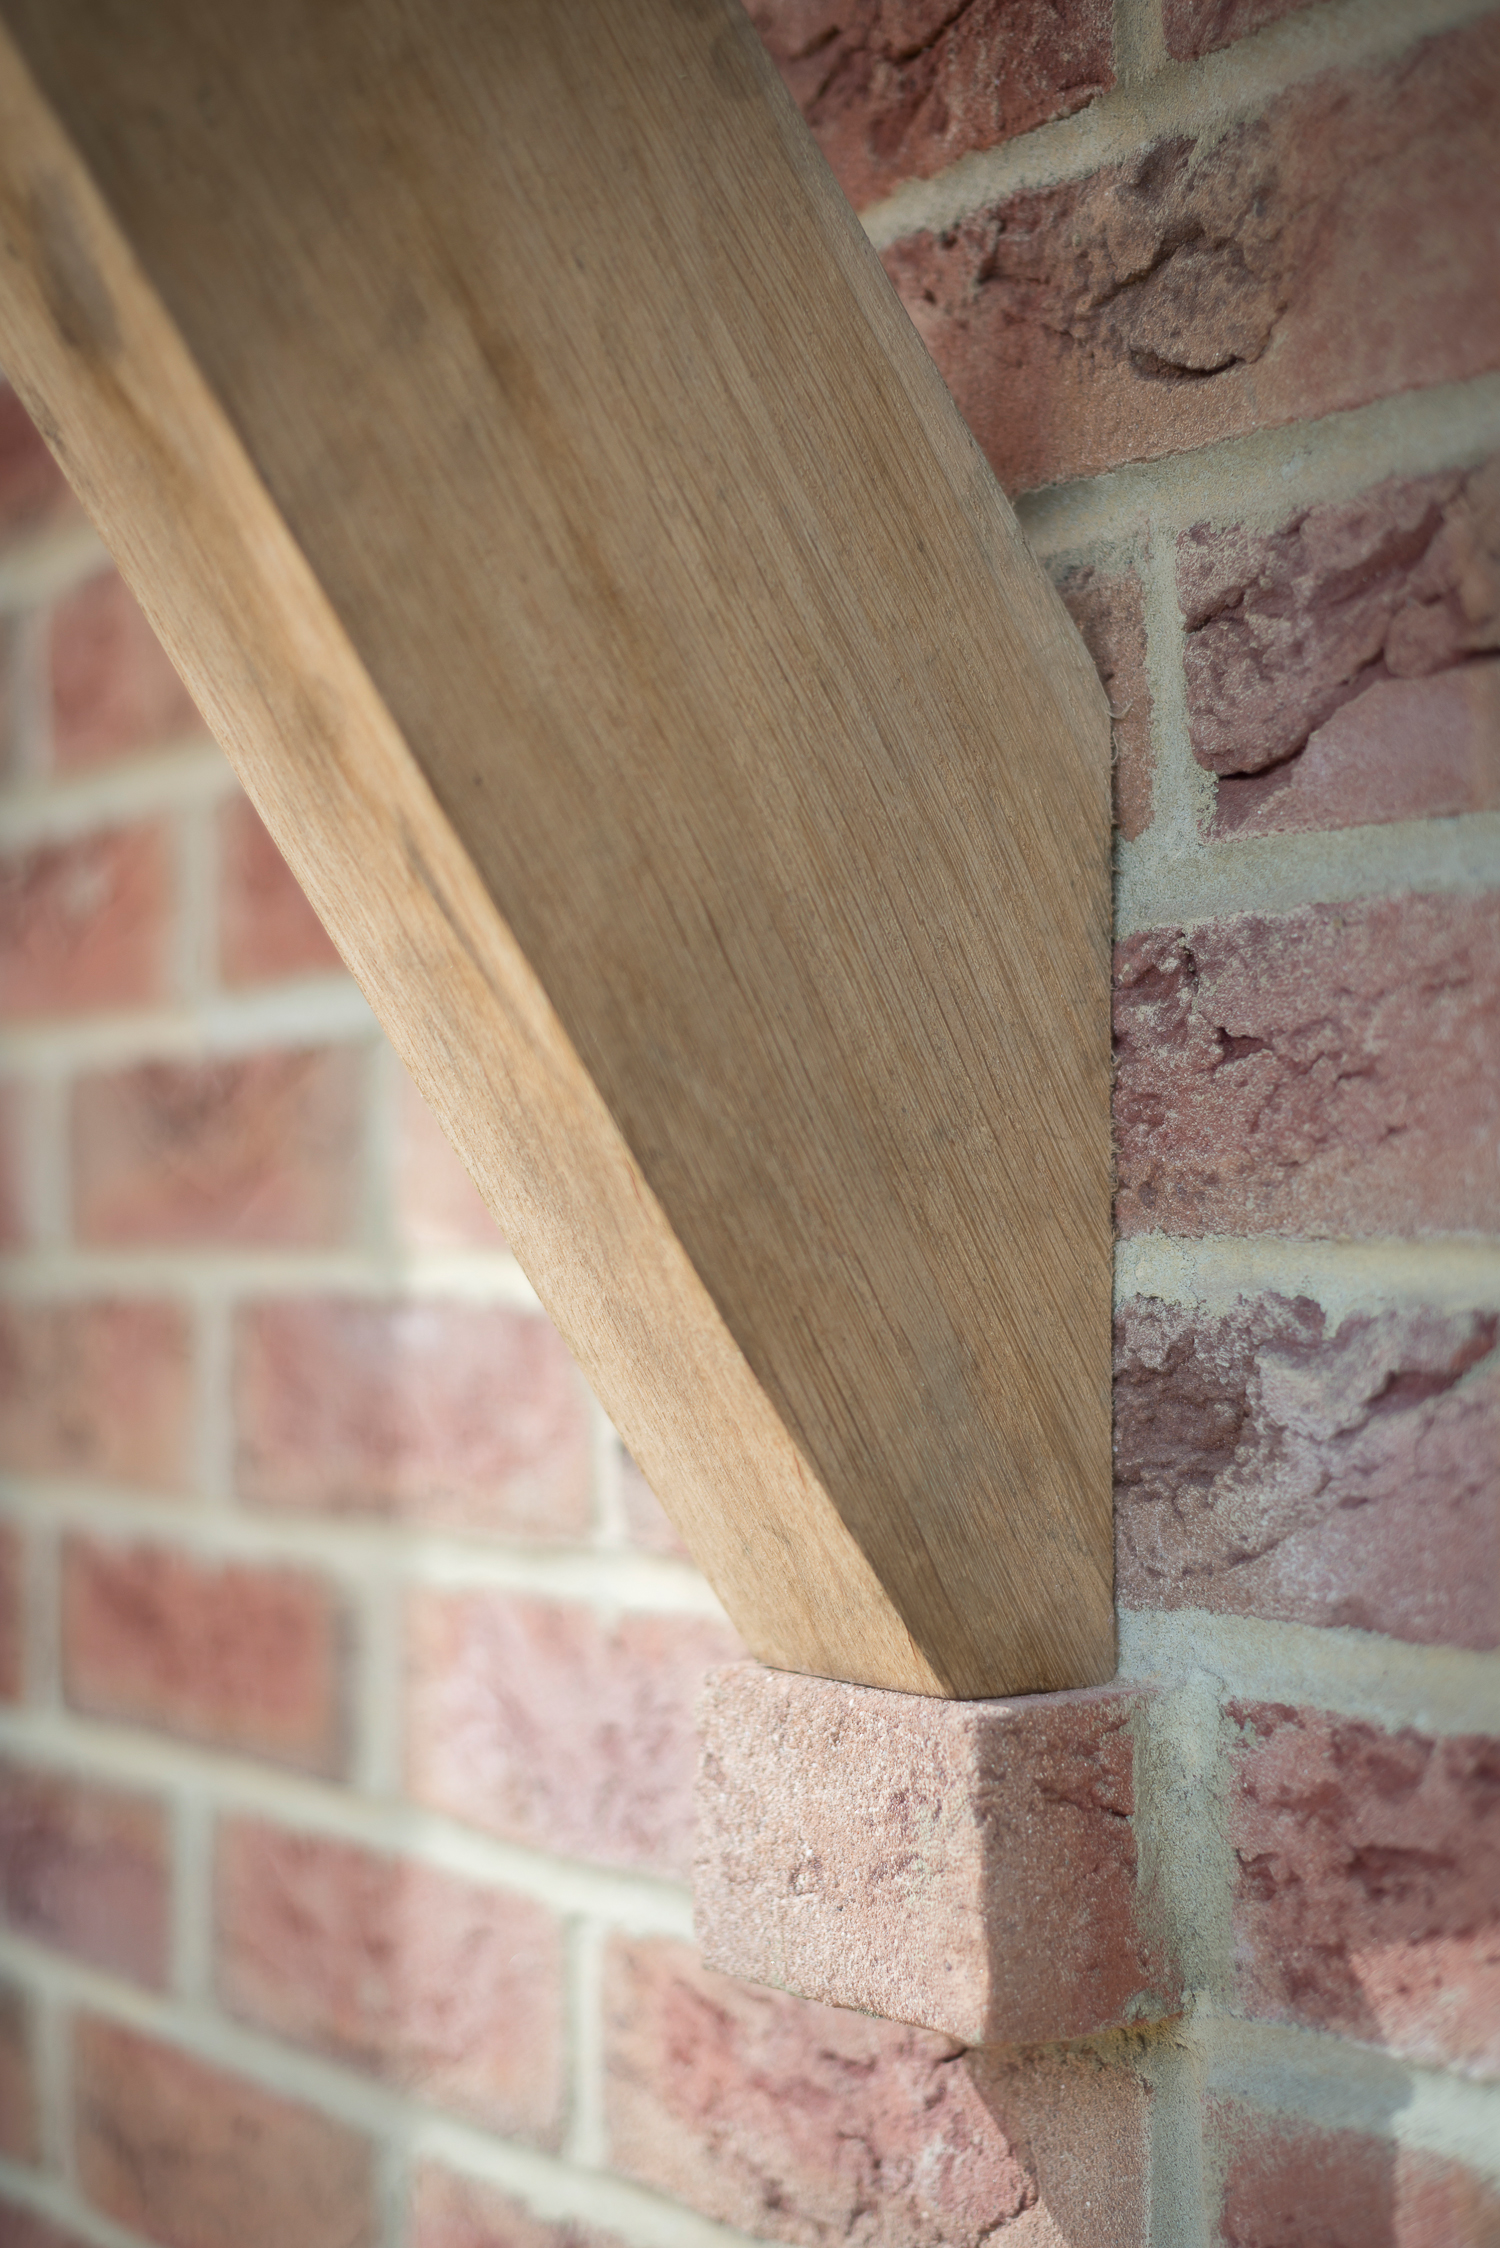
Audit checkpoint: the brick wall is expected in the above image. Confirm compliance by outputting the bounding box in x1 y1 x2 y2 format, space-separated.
0 0 1496 2241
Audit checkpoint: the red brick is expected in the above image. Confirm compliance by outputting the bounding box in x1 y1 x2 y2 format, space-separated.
883 22 1500 492
73 1045 365 1247
1164 0 1328 61
0 1299 193 1491
1213 2101 1500 2246
394 1065 507 1250
0 824 171 1020
234 1299 591 1538
74 2016 375 2248
618 1445 689 1559
414 2169 625 2248
406 1592 741 1877
217 794 341 987
605 1937 1147 2248
0 386 76 541
0 1523 23 1700
1056 563 1154 839
0 1762 168 1985
0 1978 37 2162
48 569 201 774
0 1081 25 1246
1115 1297 1500 1647
62 1538 346 1775
696 1664 1175 2045
1113 896 1500 1238
750 0 1112 209
216 1819 565 2142
0 2201 93 2248
1229 1704 1500 2074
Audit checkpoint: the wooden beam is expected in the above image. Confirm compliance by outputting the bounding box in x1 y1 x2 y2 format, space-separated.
0 0 1113 1698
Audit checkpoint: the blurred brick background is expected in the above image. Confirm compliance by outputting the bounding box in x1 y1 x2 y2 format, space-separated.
1 1 1497 2242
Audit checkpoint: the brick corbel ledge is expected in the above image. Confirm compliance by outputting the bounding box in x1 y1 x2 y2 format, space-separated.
694 1664 1181 2046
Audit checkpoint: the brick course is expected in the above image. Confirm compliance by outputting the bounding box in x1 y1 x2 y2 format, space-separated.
0 1299 193 1490
0 1762 168 1985
1212 2100 1500 2246
414 2169 626 2248
0 824 172 1020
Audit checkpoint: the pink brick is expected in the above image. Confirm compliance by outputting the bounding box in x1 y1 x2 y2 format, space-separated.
0 1761 168 1985
414 2168 625 2248
0 823 171 1020
62 1538 347 1775
883 22 1500 492
407 1591 741 1877
0 1299 193 1491
394 1065 507 1250
48 569 201 774
695 1663 1175 2044
0 1082 25 1247
217 794 341 987
1213 2101 1500 2246
73 1045 364 1247
0 386 75 540
0 1978 37 2162
1164 0 1329 60
1230 1704 1500 2073
1113 896 1500 1238
618 1444 689 1559
216 1819 565 2142
1056 563 1154 839
605 1936 1147 2248
234 1299 591 1538
74 2016 375 2248
1115 1297 1500 1647
0 1523 22 1701
750 0 1112 209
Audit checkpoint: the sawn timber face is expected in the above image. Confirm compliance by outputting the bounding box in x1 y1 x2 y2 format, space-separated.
0 0 1113 1696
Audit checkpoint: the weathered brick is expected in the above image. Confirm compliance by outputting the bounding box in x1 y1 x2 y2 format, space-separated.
1056 563 1154 839
0 824 171 1020
216 1819 565 2142
48 569 201 773
1230 1704 1500 2074
0 1300 193 1491
0 1762 168 1985
234 1299 591 1539
1179 460 1500 834
1115 1297 1500 1647
883 22 1500 491
605 1936 1147 2248
1212 2100 1500 2246
0 1978 37 2162
217 794 341 987
62 1538 347 1775
1164 0 1326 61
1113 896 1500 1238
0 386 75 540
73 1045 365 1247
406 1592 741 1877
751 0 1112 209
0 2202 93 2248
696 1663 1176 2045
0 1522 23 1700
414 2168 624 2248
394 1064 507 1250
74 2016 375 2248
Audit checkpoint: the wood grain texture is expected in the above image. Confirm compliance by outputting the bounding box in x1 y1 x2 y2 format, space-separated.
0 0 1113 1697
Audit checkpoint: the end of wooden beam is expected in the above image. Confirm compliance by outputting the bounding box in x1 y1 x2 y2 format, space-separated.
694 1663 1182 2047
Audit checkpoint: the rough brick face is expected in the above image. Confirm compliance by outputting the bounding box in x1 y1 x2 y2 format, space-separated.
406 1592 741 1877
414 2169 624 2248
1114 1297 1500 1647
0 1299 193 1490
0 1978 37 2161
216 1819 566 2142
0 1522 23 1700
217 794 341 986
0 824 171 1020
1056 563 1154 839
234 1299 592 1538
1164 0 1324 62
750 0 1112 209
74 2017 375 2248
1213 2101 1500 2246
1229 1705 1500 2074
883 21 1500 491
62 1538 347 1775
73 1045 365 1247
48 569 201 773
1113 896 1500 1238
0 1763 168 1985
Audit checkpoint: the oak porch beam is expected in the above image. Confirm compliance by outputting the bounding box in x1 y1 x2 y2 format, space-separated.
0 0 1113 1698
